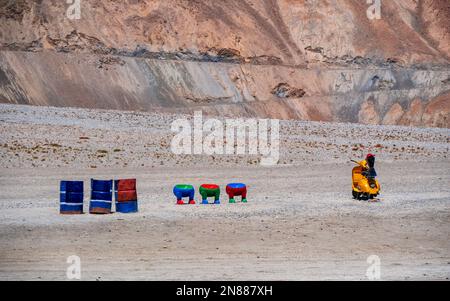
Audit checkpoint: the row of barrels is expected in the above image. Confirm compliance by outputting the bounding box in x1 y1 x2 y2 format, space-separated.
60 179 138 214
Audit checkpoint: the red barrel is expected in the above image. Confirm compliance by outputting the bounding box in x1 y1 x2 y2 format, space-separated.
114 179 138 213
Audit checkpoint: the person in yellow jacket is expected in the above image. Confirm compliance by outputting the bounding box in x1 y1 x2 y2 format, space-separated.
359 153 377 178
352 153 380 200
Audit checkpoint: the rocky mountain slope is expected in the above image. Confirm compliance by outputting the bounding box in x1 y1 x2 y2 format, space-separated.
0 0 449 127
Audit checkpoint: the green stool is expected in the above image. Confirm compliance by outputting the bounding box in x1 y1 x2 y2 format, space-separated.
199 184 220 205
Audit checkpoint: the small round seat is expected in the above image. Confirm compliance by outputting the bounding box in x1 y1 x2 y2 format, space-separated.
226 183 248 203
173 184 195 205
199 184 221 205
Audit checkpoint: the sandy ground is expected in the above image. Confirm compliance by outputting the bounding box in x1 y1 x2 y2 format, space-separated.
0 104 449 280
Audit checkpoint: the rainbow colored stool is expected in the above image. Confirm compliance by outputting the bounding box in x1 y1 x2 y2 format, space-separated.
173 184 196 205
199 184 220 205
226 183 247 203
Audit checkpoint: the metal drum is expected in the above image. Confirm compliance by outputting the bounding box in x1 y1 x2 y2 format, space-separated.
89 179 113 214
60 181 84 214
115 179 138 213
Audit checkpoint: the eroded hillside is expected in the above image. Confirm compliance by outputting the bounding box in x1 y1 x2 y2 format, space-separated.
0 0 449 127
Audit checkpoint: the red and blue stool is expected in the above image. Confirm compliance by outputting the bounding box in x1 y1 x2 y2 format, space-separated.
226 183 247 203
173 184 196 205
199 184 220 205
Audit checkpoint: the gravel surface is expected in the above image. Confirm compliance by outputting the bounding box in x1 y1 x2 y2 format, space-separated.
0 104 448 169
0 104 449 280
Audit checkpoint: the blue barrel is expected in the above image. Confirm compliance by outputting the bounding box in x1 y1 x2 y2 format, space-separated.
114 179 138 213
60 181 84 214
90 179 113 214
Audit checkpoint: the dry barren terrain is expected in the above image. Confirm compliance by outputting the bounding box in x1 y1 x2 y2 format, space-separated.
0 104 449 280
